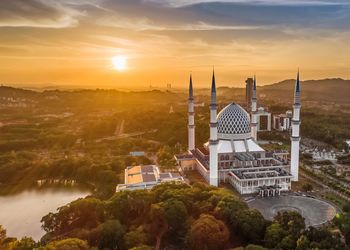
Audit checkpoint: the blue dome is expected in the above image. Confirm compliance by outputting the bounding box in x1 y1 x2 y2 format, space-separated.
217 103 251 140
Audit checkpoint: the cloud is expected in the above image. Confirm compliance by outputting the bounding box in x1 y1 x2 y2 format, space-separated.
0 0 84 28
145 0 350 7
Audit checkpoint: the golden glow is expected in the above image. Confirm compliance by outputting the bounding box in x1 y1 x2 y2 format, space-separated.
112 56 127 71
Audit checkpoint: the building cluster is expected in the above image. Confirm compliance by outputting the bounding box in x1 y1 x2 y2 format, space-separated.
272 111 293 131
176 72 301 195
311 148 337 162
245 79 294 133
116 165 184 192
0 97 35 108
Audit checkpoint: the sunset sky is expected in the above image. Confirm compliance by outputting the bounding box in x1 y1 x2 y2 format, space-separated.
1 0 350 88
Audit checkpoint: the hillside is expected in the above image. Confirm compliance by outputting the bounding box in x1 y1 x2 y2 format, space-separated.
1 78 349 105
260 78 350 104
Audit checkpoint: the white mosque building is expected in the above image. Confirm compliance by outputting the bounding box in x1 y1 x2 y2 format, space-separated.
175 72 301 195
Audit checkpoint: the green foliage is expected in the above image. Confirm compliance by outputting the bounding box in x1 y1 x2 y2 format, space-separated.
124 226 148 249
0 225 6 244
162 199 188 245
244 245 268 250
12 237 37 250
216 196 266 244
41 198 105 236
264 211 306 250
38 183 265 249
156 146 176 169
301 111 350 149
81 118 117 140
334 211 350 245
93 220 125 250
129 245 153 250
296 226 347 250
44 238 89 250
264 223 286 249
189 214 229 250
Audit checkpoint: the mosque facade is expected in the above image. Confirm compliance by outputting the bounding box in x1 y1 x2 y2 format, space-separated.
176 72 301 195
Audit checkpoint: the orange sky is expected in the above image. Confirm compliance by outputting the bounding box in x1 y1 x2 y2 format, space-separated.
0 0 350 89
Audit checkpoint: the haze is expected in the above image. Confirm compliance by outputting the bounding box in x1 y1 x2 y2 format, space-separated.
1 0 350 88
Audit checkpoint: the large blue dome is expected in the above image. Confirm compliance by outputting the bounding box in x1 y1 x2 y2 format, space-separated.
217 103 251 140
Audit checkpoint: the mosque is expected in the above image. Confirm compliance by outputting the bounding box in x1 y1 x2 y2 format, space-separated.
175 72 301 195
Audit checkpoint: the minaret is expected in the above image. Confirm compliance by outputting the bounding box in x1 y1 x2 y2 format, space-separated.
209 70 219 187
291 71 301 181
188 74 195 151
251 75 258 140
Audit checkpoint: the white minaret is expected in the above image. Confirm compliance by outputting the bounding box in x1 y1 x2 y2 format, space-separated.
251 75 258 140
209 71 219 186
291 71 301 181
188 74 195 151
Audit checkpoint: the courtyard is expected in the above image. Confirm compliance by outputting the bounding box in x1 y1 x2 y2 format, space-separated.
248 195 337 227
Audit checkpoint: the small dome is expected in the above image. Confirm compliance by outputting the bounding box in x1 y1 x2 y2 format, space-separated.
217 103 251 140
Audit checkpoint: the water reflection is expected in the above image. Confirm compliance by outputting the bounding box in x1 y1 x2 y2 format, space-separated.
0 187 90 241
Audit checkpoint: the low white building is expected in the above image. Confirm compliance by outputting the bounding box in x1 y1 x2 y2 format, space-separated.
116 165 184 192
273 111 293 131
129 151 145 157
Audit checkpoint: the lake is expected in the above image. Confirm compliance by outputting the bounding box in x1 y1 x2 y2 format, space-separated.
0 188 90 241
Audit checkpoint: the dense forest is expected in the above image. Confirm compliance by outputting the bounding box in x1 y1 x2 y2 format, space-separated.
1 182 349 250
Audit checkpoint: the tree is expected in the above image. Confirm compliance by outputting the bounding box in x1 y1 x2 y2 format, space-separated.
148 203 168 250
334 211 350 245
129 245 153 250
188 214 229 250
244 245 268 250
296 226 347 250
231 209 266 243
215 197 266 243
108 190 154 225
94 220 125 250
44 238 89 250
162 198 188 247
0 225 6 244
264 223 286 249
95 170 117 199
12 237 36 250
156 146 176 169
124 226 148 249
41 198 104 236
274 211 305 237
264 211 306 250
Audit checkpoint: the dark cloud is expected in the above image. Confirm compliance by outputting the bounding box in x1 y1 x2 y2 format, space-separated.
0 0 82 27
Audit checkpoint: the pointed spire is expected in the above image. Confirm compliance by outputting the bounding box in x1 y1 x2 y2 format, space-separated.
189 73 193 100
252 74 257 100
211 69 217 104
296 69 300 93
294 69 301 105
211 69 216 94
253 74 257 91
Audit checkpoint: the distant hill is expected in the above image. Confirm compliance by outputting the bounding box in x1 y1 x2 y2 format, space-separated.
260 78 350 104
0 78 349 105
0 86 38 98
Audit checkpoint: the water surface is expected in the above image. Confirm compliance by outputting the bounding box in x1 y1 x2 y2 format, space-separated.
0 188 90 241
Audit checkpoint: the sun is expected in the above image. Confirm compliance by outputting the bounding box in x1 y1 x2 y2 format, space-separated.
112 55 127 71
